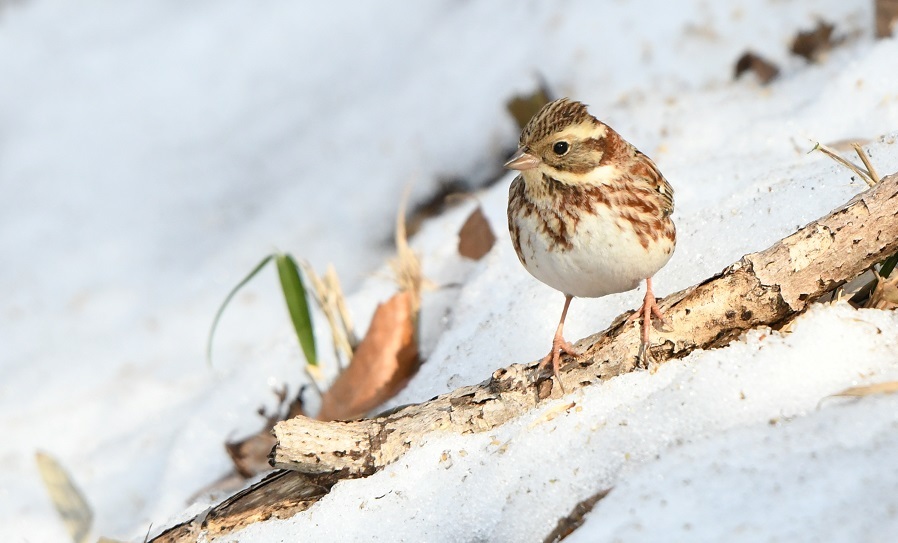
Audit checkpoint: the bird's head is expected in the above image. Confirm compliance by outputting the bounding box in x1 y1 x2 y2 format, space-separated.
504 98 612 183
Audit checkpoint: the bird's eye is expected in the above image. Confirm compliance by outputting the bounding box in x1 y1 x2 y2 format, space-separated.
553 141 569 155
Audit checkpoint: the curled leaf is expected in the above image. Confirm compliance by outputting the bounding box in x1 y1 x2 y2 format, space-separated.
318 291 419 421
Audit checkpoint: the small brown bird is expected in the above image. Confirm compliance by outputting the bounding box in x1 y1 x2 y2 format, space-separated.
505 98 675 390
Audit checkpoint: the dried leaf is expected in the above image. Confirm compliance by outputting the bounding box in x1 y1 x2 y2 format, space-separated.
790 20 837 62
876 0 898 38
318 291 420 421
226 386 305 479
829 381 898 398
226 433 278 479
458 206 496 260
733 51 779 84
35 451 93 543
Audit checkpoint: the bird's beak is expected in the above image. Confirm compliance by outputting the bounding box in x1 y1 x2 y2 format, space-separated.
504 148 541 171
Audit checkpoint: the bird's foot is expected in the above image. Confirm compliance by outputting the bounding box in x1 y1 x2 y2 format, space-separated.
626 288 666 370
537 336 581 394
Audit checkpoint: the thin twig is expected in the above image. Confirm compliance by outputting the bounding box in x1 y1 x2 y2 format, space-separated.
811 142 876 187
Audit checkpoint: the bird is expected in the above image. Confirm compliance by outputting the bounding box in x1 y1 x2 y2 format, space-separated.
505 98 675 391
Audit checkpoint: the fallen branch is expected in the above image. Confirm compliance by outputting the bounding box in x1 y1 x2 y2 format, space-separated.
151 172 898 542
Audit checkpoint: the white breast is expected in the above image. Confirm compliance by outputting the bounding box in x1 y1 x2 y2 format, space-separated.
513 205 674 298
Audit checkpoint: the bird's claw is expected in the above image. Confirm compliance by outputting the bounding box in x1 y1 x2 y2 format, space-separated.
537 339 581 394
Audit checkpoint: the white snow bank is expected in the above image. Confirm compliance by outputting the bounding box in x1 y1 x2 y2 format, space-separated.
227 304 898 542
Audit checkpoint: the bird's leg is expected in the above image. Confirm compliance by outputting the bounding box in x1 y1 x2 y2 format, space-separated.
626 277 666 366
538 294 580 393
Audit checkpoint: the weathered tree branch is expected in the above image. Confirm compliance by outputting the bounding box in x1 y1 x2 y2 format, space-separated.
151 173 898 542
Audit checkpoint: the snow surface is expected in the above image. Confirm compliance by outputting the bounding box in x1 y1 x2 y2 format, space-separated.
2 1 897 542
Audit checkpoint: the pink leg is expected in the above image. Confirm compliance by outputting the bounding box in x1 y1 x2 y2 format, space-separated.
538 294 581 392
626 277 666 363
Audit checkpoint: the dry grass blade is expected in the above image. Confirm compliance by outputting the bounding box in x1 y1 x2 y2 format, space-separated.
317 290 420 421
852 142 881 185
828 381 898 399
302 262 355 366
391 188 425 314
326 264 358 348
811 142 877 187
35 451 93 543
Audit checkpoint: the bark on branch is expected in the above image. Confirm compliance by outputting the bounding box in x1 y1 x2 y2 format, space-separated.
152 173 898 542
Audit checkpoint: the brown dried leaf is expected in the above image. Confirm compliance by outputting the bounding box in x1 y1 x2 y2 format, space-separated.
790 20 837 62
733 51 779 84
877 0 898 38
318 291 420 421
226 387 305 479
829 381 898 398
226 433 278 479
458 206 496 260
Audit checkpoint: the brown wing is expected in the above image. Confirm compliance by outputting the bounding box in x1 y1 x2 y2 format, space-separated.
634 150 674 217
507 175 526 263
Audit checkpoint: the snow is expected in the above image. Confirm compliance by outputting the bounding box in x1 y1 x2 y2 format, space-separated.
1 1 897 542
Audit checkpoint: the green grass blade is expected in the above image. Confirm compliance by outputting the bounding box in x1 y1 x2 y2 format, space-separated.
881 252 898 279
276 253 317 366
206 254 275 366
